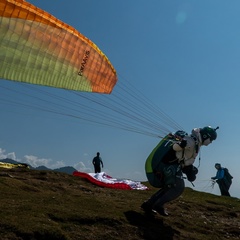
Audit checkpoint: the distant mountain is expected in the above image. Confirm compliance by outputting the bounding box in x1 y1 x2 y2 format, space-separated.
35 165 51 171
53 166 77 175
0 158 33 168
0 158 77 175
0 158 24 165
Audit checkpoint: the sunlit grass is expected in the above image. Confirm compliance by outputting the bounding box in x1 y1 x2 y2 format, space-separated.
0 168 239 240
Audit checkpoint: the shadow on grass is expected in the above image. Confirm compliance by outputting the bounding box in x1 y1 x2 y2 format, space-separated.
124 210 178 240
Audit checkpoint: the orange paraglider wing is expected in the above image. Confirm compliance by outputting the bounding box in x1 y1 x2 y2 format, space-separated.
0 0 117 93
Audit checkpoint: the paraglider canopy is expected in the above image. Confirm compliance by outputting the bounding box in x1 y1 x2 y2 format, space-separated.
0 0 117 94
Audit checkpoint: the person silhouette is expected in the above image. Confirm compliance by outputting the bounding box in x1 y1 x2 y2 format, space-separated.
92 152 104 173
211 163 232 197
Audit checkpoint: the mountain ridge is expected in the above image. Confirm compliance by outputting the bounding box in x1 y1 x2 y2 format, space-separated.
0 158 77 174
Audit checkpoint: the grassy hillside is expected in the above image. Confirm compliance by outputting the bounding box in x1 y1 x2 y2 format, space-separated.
0 168 239 240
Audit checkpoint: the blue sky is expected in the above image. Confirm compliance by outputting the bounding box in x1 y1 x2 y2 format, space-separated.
1 0 240 198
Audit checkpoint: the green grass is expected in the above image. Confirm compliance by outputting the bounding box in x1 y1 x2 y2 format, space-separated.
0 168 239 240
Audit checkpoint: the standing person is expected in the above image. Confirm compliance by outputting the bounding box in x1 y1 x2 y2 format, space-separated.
211 163 232 197
92 152 104 173
141 126 218 216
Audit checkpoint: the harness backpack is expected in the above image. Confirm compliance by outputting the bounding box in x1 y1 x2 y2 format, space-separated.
224 168 233 184
145 130 188 187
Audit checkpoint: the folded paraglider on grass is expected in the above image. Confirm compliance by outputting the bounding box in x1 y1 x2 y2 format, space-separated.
73 171 148 190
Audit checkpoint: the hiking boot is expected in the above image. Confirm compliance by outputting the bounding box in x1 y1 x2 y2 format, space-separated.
154 207 169 216
140 202 157 215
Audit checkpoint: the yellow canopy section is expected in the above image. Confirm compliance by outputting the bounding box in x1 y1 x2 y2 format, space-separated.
0 0 117 93
0 162 30 169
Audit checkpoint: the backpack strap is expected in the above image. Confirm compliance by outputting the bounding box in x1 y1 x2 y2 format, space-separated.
188 134 201 168
190 135 199 153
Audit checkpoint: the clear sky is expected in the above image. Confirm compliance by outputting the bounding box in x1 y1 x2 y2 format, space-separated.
1 0 239 198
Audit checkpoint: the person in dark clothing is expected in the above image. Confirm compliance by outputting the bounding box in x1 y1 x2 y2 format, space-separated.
92 152 104 173
211 163 232 197
141 126 218 216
